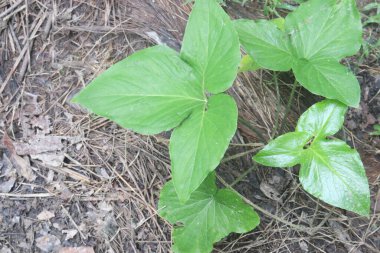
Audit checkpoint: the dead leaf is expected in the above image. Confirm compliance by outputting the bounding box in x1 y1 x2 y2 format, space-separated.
30 115 51 134
31 152 65 167
0 176 16 193
2 133 36 181
260 182 282 203
58 247 95 253
37 210 55 221
62 229 78 241
14 136 65 155
12 155 36 181
35 234 61 252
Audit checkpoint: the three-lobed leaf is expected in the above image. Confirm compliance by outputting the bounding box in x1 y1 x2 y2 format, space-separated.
254 100 370 216
235 0 363 107
73 0 241 202
159 173 260 253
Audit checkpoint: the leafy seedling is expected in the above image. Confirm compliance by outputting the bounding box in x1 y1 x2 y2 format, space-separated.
72 0 240 203
159 173 260 253
235 0 362 107
254 100 370 216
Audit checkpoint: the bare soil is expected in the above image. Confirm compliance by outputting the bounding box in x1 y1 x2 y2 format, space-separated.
0 0 379 253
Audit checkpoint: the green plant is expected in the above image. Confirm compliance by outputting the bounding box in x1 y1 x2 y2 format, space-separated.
370 124 380 136
254 100 370 215
235 0 370 216
235 0 362 107
72 0 371 252
73 0 259 252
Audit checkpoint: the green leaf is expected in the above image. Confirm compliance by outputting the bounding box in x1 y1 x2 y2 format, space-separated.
234 19 293 71
296 100 347 140
72 45 205 135
292 58 361 107
285 0 362 60
238 55 261 72
181 0 241 94
300 139 370 216
159 173 260 253
271 17 285 31
254 100 370 216
170 94 238 202
235 0 363 107
254 132 311 167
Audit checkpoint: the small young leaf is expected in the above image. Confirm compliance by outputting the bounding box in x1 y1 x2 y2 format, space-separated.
300 140 370 216
285 0 362 60
170 94 238 202
234 19 293 71
72 45 205 135
181 0 241 94
159 173 260 253
254 100 370 216
292 58 361 107
296 100 347 140
239 55 261 72
254 132 311 167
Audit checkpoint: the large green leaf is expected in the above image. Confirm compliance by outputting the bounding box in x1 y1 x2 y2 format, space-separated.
234 19 293 71
300 140 370 216
292 58 361 107
285 0 362 60
180 0 241 94
235 0 362 107
159 173 260 253
254 100 370 216
296 100 347 140
254 132 311 167
72 45 205 135
170 94 238 202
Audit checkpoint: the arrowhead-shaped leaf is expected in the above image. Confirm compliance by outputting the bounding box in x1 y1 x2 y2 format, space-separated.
300 140 370 216
254 132 311 167
181 0 241 93
296 100 347 140
292 58 361 108
285 0 362 60
170 94 238 202
72 45 205 135
234 19 293 71
159 173 260 253
235 0 363 107
254 100 370 216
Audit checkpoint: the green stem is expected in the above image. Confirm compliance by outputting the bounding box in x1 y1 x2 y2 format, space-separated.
271 72 281 138
278 80 298 135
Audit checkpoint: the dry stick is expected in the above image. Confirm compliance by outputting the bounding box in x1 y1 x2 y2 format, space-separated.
0 10 46 93
0 0 24 19
216 175 321 236
61 205 86 240
0 192 54 197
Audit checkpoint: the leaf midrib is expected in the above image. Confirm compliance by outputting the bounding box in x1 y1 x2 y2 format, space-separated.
87 94 206 102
